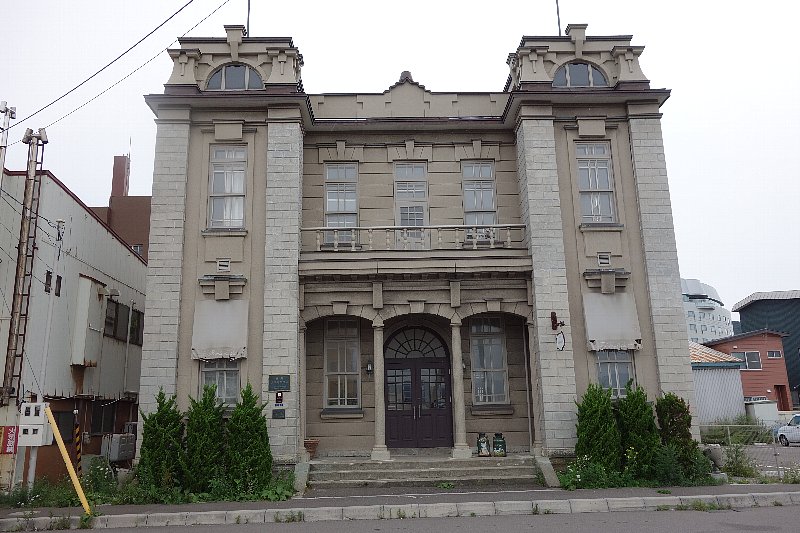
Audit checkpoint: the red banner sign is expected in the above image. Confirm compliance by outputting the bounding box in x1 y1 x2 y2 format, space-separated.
2 426 18 454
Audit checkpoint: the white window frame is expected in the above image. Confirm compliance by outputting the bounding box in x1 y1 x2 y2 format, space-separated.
200 359 240 405
324 318 361 408
576 142 616 224
596 350 634 398
768 350 783 359
469 316 509 405
208 145 246 229
206 64 263 91
732 351 762 370
461 161 496 241
554 62 608 87
324 163 358 243
394 162 429 248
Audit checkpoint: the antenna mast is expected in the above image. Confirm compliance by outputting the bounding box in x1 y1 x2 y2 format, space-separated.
556 0 562 36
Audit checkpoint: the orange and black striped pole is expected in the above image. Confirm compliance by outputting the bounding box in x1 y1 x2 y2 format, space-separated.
74 417 82 477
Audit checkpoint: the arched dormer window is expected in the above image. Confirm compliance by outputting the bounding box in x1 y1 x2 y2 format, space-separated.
553 62 607 87
206 64 263 90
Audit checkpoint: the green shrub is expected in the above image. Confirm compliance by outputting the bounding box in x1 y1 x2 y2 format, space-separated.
137 389 184 491
575 384 622 472
181 384 226 494
616 383 660 479
83 457 116 497
225 383 275 497
557 455 624 491
655 392 698 477
722 444 758 478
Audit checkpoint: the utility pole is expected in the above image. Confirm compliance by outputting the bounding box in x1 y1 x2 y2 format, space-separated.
0 102 16 199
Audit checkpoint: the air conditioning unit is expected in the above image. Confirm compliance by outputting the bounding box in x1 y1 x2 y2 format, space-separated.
101 433 136 462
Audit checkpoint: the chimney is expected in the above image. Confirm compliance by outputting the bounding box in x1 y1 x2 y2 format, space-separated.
111 155 130 197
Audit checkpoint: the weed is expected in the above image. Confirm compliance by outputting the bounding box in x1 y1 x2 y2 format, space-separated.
470 512 476 517
275 511 304 523
235 515 241 524
722 444 759 478
435 481 455 490
395 509 406 519
774 501 783 506
47 515 72 530
655 505 671 511
675 504 689 511
542 509 552 515
657 489 671 494
532 504 539 515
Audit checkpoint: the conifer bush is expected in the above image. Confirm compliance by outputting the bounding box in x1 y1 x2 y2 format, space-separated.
181 384 226 494
225 383 274 496
137 389 184 491
655 392 698 476
574 383 622 472
616 382 660 479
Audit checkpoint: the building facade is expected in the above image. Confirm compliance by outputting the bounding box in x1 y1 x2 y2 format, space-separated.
140 24 696 464
689 342 745 424
680 278 733 343
734 292 800 407
705 330 792 411
0 168 146 485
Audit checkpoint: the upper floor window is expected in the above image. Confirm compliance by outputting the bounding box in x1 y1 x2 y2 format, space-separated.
324 163 358 243
470 316 509 405
394 163 429 247
462 162 496 239
576 143 616 223
768 350 783 359
553 62 607 87
732 351 762 370
209 146 246 229
206 64 263 91
104 300 130 342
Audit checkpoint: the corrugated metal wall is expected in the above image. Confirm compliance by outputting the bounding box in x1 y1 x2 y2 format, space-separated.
692 367 745 423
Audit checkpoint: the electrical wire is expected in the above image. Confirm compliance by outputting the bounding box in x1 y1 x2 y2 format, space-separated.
9 0 196 131
6 0 233 146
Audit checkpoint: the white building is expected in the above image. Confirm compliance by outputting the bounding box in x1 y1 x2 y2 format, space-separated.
681 278 734 343
0 167 146 485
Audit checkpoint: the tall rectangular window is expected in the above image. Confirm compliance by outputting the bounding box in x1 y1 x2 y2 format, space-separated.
209 146 246 228
201 360 240 404
470 316 508 404
324 318 360 407
597 350 634 398
576 143 615 223
462 162 496 239
104 300 130 342
324 163 358 243
395 163 428 246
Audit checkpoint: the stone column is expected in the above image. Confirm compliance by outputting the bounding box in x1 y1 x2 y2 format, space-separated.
628 104 698 439
298 324 308 461
263 113 303 461
516 106 578 455
450 320 471 458
527 322 543 453
371 321 390 460
139 108 190 420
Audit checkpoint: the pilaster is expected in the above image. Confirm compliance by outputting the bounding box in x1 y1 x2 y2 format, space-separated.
516 110 578 454
263 119 303 460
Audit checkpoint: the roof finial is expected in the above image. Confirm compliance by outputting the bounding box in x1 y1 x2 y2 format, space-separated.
399 71 414 83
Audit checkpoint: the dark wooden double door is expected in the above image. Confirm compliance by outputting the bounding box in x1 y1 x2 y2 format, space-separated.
385 358 453 448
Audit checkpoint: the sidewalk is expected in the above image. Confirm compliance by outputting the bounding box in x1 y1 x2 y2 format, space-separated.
1 483 799 529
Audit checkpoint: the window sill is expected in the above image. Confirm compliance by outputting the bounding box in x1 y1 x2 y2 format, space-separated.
321 408 364 420
202 228 248 237
579 223 624 232
470 405 514 417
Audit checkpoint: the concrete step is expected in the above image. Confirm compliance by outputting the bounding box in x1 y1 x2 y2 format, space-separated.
309 456 535 473
308 465 535 482
307 473 540 489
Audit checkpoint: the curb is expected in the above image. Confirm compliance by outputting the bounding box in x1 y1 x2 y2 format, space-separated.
0 491 798 529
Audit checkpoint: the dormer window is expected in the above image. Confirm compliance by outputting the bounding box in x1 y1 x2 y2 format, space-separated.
206 64 263 90
553 62 607 87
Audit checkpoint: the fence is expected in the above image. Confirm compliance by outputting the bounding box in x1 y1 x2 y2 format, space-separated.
699 424 794 479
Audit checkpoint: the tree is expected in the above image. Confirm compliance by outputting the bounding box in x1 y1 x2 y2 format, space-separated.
655 392 698 476
137 389 184 491
181 384 226 494
575 383 622 472
616 382 660 479
225 383 273 495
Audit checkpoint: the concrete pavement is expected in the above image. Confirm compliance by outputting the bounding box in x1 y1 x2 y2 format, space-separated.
1 483 800 529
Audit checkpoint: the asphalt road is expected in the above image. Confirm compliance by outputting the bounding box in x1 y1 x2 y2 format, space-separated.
104 506 799 533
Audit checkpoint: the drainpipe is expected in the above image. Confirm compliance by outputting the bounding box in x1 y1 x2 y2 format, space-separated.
522 322 534 454
122 300 134 393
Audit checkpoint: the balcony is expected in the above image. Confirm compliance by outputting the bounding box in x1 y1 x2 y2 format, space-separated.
299 224 531 280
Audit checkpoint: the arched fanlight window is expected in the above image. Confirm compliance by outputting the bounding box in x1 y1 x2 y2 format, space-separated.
552 62 608 87
206 64 263 90
385 328 448 359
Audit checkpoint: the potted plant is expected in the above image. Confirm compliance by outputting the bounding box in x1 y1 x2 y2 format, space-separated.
304 437 320 459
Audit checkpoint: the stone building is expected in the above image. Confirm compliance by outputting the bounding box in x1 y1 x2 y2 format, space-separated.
140 24 695 469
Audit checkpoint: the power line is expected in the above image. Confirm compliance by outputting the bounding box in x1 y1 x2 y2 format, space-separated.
0 189 58 241
6 0 233 146
9 0 196 131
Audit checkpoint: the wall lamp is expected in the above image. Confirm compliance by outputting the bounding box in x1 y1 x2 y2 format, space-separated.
365 360 374 375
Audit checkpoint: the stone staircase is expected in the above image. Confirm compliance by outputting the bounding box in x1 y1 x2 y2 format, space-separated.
307 452 542 489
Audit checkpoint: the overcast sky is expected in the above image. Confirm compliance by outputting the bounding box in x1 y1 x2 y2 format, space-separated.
1 0 798 313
